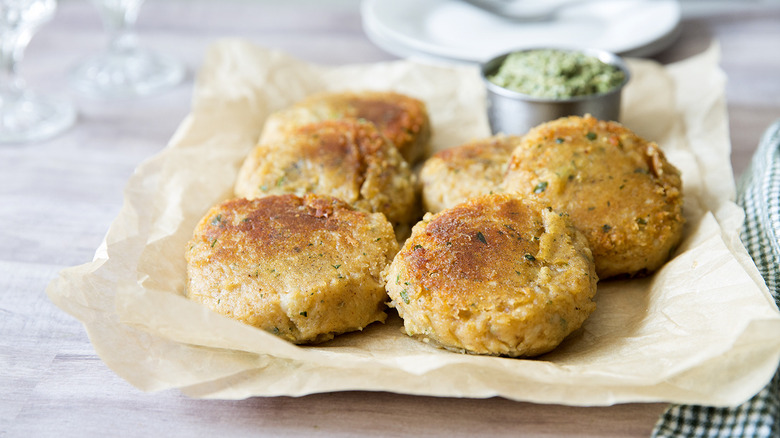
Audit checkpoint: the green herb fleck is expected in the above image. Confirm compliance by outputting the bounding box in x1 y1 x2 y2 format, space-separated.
399 289 410 305
300 311 308 317
602 224 612 232
586 132 597 141
636 217 647 225
476 231 488 245
260 184 269 192
414 244 423 250
210 214 222 225
555 137 565 144
524 254 536 261
210 238 218 247
533 181 548 193
332 264 341 269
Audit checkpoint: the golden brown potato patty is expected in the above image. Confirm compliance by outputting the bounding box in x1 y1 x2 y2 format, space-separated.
235 119 417 227
420 134 523 213
185 194 399 344
502 115 684 278
260 90 431 164
385 194 597 357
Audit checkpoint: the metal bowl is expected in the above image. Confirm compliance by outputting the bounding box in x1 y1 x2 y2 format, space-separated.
481 48 630 135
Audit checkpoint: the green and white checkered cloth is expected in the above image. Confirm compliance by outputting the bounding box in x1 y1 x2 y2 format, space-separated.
652 120 780 437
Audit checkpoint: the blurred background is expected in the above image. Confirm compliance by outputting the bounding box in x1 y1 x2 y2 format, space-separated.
17 0 778 173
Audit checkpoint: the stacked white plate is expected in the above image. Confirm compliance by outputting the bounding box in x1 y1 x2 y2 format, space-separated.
361 0 682 63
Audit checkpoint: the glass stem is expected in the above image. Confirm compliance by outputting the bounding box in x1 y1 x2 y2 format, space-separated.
97 1 145 55
0 30 31 95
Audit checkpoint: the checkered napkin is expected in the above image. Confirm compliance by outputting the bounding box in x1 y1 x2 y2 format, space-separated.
652 120 780 437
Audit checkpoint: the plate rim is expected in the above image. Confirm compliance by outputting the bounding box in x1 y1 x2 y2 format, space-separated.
361 0 682 62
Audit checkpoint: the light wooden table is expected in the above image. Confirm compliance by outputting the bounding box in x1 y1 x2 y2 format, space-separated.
3 1 779 436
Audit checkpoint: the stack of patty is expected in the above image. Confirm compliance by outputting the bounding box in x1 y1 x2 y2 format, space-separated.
391 114 684 357
186 90 684 358
186 91 431 344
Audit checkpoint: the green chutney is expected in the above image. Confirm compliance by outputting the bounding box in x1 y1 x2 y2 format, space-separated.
488 49 626 99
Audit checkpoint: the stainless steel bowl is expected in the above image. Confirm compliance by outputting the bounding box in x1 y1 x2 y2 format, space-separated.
481 48 630 135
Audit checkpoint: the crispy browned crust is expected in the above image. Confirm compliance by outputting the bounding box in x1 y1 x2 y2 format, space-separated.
420 134 523 213
186 194 399 344
235 119 417 226
191 195 356 260
503 115 684 278
386 194 597 357
406 194 542 292
259 90 431 164
345 92 431 163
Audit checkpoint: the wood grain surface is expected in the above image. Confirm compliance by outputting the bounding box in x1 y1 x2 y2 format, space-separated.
2 1 779 436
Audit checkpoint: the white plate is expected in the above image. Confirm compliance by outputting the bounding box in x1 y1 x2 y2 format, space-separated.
362 0 681 63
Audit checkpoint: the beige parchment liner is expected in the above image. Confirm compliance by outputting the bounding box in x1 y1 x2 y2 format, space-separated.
47 39 780 406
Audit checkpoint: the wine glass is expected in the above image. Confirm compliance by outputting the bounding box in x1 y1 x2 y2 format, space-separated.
0 0 76 144
69 0 184 98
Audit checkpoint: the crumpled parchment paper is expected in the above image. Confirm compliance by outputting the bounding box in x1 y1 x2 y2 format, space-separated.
47 39 780 406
